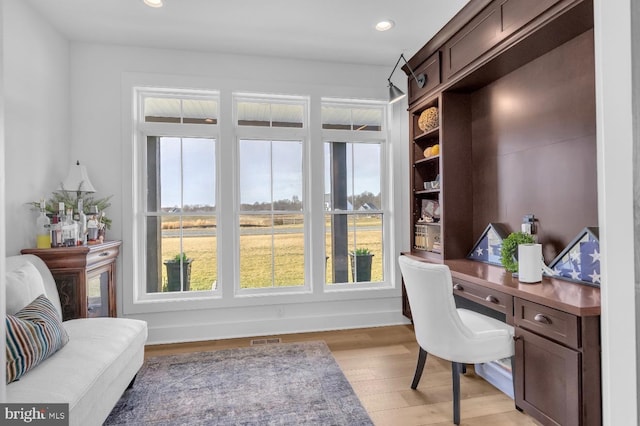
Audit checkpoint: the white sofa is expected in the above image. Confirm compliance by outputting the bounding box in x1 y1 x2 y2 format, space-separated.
5 254 147 426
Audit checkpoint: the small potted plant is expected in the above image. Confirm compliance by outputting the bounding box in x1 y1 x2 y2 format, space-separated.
164 253 193 291
349 248 374 282
500 232 536 274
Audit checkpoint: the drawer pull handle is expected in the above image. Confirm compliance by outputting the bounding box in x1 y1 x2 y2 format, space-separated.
99 252 109 257
513 335 523 342
485 295 499 304
534 313 551 324
453 283 464 291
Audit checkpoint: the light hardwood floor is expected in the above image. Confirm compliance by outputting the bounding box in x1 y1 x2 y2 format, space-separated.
145 325 541 426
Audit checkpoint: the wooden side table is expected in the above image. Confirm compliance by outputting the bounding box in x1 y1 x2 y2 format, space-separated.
21 241 122 320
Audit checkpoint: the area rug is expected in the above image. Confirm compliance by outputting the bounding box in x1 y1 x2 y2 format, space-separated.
105 341 373 425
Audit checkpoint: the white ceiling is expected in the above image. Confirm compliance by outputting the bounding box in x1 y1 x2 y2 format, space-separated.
26 0 468 66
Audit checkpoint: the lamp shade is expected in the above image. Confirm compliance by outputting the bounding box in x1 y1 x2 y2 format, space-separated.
60 161 96 193
389 82 407 104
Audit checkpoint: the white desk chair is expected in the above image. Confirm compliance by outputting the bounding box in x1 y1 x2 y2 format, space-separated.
398 255 515 425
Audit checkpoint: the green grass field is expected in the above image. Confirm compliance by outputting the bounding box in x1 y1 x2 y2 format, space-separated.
159 215 383 291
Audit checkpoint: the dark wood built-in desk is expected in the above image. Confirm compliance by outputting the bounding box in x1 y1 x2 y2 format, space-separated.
402 253 601 426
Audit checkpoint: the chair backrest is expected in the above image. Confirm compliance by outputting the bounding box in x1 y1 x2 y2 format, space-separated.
398 255 475 360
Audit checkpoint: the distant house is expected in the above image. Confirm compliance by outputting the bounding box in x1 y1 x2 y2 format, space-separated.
358 202 378 211
324 194 353 211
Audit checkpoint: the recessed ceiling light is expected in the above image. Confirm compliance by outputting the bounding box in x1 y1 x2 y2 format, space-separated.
144 0 163 8
375 20 395 32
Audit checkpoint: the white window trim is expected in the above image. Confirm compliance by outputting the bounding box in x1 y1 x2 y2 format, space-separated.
134 88 221 303
320 98 392 291
233 93 311 297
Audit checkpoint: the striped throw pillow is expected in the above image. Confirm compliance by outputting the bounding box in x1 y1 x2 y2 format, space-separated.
6 294 69 384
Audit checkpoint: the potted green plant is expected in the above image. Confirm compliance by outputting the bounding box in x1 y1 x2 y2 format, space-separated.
349 248 374 282
164 253 193 291
500 232 536 273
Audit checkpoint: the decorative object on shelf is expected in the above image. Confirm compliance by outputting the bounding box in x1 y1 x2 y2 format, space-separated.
518 243 543 283
418 107 439 132
349 248 373 282
547 227 600 287
467 223 509 266
423 144 440 159
421 199 440 221
387 53 426 104
30 192 113 231
414 222 440 252
500 231 536 273
423 177 441 190
30 161 113 235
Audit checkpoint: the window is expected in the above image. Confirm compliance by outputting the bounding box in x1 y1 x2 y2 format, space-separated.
322 101 386 285
235 95 307 292
133 89 391 308
144 97 217 124
139 91 219 296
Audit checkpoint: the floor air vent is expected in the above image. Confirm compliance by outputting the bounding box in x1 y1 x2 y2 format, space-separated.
250 338 282 345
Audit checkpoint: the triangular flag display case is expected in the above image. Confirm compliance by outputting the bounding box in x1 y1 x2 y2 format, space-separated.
466 223 510 266
547 227 600 287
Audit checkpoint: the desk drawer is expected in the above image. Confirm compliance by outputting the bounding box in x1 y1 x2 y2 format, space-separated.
452 278 512 316
515 299 579 348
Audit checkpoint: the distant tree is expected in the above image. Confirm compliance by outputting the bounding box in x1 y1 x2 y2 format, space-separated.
241 197 302 212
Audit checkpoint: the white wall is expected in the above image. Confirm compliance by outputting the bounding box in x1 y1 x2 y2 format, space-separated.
594 0 638 424
3 0 70 255
70 42 411 344
0 0 6 403
2 0 70 402
634 0 640 422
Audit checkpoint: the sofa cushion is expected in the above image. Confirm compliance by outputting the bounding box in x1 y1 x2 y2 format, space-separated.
6 295 69 384
5 261 46 315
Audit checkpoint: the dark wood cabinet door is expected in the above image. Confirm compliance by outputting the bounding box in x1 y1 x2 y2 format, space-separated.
515 327 581 426
53 272 82 321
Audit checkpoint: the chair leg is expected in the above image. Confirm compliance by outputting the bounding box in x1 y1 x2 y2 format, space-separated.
452 362 461 425
411 347 428 389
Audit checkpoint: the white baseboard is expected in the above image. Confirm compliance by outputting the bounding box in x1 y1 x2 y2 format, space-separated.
145 310 411 345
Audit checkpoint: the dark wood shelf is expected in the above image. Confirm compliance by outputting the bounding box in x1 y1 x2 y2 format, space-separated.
414 188 441 195
414 155 440 165
414 127 440 141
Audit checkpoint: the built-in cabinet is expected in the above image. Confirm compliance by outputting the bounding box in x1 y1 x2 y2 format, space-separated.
514 299 600 425
402 0 600 424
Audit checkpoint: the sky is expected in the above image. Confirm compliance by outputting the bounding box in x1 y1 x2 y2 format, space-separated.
159 137 381 208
